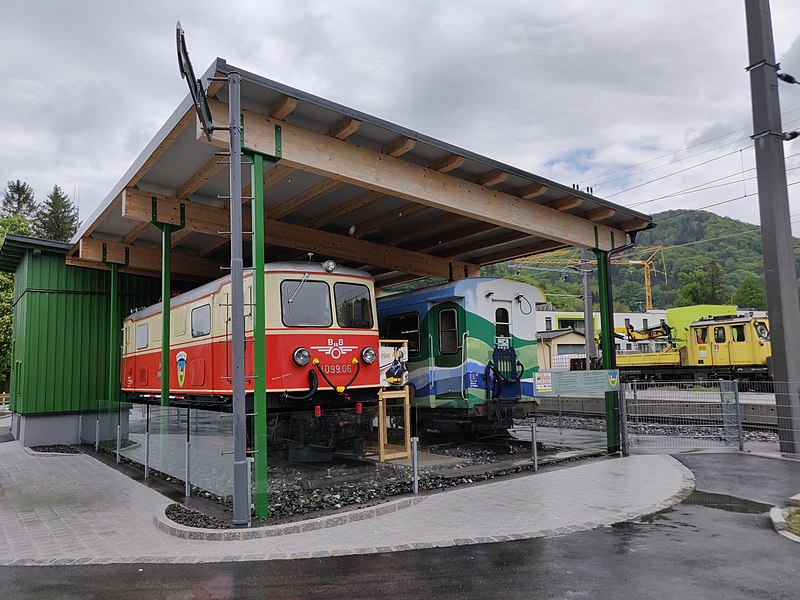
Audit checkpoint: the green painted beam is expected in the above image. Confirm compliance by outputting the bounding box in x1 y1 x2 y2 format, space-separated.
249 151 269 519
594 248 620 453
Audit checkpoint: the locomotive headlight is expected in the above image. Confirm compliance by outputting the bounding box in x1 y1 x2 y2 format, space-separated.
322 260 337 272
361 346 377 364
292 347 312 366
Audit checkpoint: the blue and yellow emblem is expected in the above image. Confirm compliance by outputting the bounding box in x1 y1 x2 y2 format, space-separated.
176 351 187 388
607 370 619 389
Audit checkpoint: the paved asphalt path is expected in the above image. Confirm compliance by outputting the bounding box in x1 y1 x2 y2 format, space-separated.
2 452 797 599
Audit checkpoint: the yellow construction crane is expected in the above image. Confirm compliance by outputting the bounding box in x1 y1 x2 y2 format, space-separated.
514 246 667 311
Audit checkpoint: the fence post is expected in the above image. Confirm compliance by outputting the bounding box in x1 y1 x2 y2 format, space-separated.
144 404 150 480
734 380 744 451
185 408 191 498
632 381 640 435
557 394 563 431
530 421 539 472
619 384 630 456
411 436 419 494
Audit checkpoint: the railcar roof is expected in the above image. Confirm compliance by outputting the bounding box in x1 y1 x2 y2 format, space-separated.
692 315 768 327
70 58 654 288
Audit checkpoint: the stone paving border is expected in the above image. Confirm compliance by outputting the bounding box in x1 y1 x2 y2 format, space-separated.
154 496 426 540
769 492 800 543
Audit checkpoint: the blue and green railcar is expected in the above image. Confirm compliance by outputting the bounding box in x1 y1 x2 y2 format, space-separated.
377 278 544 433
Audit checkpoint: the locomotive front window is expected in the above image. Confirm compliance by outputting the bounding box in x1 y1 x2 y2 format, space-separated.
695 327 708 344
385 313 420 357
191 304 211 338
334 283 373 329
495 307 510 338
135 323 149 350
280 279 332 327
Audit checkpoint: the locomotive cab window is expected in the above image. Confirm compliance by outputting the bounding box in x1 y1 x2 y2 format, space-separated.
696 327 708 344
731 324 746 342
191 304 212 338
714 327 726 343
334 283 373 329
385 313 420 357
280 279 332 327
135 323 149 350
495 307 510 338
439 308 459 354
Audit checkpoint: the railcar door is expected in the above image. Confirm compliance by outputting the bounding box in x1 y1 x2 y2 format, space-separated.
428 300 465 403
712 324 731 367
489 299 522 401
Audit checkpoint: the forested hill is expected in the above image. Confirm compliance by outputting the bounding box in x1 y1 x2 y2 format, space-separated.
485 209 800 312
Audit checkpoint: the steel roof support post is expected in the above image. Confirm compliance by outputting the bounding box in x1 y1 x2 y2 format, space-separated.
160 225 172 409
249 150 268 519
228 72 250 527
594 248 620 453
745 0 800 454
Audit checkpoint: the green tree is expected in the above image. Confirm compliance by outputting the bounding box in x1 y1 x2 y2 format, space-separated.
734 274 767 310
2 180 36 219
33 185 79 241
706 260 731 304
0 215 32 390
674 269 711 306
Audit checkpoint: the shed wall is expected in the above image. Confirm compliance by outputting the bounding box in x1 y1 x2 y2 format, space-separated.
10 250 160 415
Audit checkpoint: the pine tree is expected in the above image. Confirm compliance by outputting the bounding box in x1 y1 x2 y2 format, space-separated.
2 180 36 219
33 185 79 242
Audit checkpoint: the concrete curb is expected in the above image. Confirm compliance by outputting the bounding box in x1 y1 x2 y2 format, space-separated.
153 496 426 540
21 446 84 458
769 493 800 544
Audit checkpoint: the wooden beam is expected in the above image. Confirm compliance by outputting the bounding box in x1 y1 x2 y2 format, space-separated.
618 217 650 232
470 168 508 188
429 153 465 174
270 95 298 120
446 231 528 259
242 162 294 201
547 194 583 211
328 117 362 140
414 222 497 253
477 240 565 265
515 182 548 199
382 136 416 157
307 190 385 229
582 207 617 222
123 188 479 280
78 238 222 280
201 98 625 251
176 155 227 199
352 204 428 238
267 178 344 220
383 214 466 246
122 221 151 245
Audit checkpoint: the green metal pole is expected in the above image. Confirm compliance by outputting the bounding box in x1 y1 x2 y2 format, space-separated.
250 152 269 518
161 224 172 407
107 263 120 407
594 248 620 453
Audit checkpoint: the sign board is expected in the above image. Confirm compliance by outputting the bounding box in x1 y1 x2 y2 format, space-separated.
379 340 408 388
534 370 620 396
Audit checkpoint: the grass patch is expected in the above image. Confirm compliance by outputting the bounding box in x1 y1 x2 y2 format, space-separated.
787 508 800 537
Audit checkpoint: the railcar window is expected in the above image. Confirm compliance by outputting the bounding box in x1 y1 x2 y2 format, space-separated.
439 308 459 354
135 323 149 350
714 327 726 343
334 283 373 329
280 280 332 327
696 327 708 344
385 313 420 357
495 307 510 338
191 304 212 338
731 324 746 342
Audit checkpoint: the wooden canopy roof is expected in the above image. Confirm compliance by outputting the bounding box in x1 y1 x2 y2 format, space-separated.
70 58 654 287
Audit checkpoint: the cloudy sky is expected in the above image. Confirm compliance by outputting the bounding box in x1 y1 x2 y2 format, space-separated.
2 0 800 236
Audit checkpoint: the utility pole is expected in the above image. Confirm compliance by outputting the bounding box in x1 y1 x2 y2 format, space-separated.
580 248 596 369
745 0 800 454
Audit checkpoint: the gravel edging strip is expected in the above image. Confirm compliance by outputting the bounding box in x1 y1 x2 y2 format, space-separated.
154 495 426 540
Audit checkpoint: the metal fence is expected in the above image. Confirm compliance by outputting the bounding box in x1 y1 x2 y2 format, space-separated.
624 380 798 453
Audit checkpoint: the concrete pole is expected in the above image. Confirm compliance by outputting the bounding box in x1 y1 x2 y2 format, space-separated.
745 0 800 454
228 72 250 525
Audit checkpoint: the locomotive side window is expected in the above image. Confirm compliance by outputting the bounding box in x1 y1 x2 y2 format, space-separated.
385 313 420 357
439 308 459 354
334 283 373 329
495 308 510 338
696 327 708 344
135 323 149 350
280 280 332 327
731 324 746 342
191 304 212 338
714 326 726 343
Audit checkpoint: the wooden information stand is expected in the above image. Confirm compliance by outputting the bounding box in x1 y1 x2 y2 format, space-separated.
364 340 411 462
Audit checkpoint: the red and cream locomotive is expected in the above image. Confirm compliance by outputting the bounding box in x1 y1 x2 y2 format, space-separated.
121 261 381 411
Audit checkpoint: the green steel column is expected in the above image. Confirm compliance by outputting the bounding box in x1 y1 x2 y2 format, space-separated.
161 225 172 407
594 248 620 453
250 152 268 518
107 263 120 407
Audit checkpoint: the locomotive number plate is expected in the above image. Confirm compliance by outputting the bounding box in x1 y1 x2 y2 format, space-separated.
321 364 352 374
